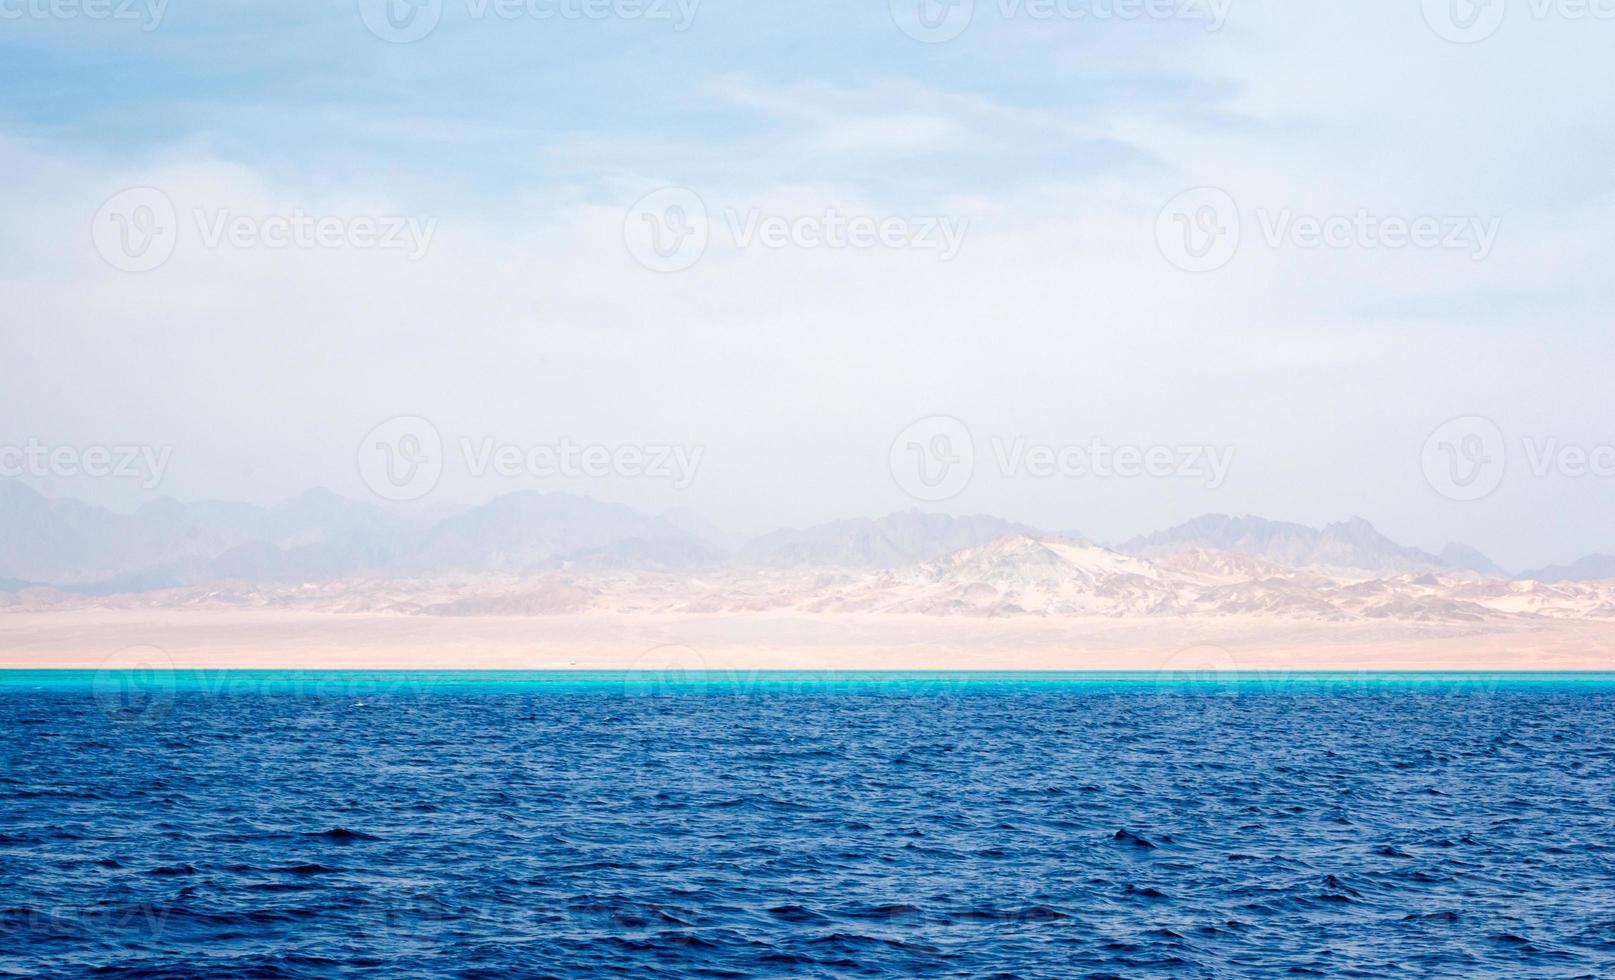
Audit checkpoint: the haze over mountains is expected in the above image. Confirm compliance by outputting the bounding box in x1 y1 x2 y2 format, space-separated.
0 479 1610 593
1118 514 1496 577
738 512 1039 569
1519 554 1615 584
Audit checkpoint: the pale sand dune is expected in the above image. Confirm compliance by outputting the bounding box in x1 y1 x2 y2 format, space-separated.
7 535 1615 673
2 610 1612 672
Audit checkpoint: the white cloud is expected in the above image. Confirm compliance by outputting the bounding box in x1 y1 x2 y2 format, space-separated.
3 3 1614 568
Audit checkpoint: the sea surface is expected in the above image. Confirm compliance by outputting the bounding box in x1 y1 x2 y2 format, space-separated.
2 671 1613 978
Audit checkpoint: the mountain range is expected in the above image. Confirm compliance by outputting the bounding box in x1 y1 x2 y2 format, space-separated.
12 530 1615 627
1 478 1610 592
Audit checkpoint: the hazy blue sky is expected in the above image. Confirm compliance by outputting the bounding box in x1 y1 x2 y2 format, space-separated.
2 0 1613 570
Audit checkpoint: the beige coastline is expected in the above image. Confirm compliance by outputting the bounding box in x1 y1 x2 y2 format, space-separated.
3 609 1613 672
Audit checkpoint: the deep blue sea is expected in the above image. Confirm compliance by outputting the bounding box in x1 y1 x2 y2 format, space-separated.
2 671 1614 978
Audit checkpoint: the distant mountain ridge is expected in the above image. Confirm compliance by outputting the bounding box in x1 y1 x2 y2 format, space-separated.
0 481 719 590
18 529 1615 628
2 480 1610 591
881 534 1177 617
1521 554 1615 584
1439 543 1510 578
739 512 1040 569
1118 513 1487 576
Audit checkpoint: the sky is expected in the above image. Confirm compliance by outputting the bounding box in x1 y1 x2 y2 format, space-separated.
2 0 1613 571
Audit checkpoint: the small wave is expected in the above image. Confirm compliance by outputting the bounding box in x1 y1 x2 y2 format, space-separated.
144 864 197 875
1123 885 1169 900
949 905 1070 922
307 828 380 842
844 903 921 919
273 863 341 875
1113 829 1157 849
5 683 1613 976
767 904 830 923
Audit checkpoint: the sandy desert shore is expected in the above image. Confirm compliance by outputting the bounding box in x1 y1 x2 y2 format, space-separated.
3 609 1614 672
7 535 1615 673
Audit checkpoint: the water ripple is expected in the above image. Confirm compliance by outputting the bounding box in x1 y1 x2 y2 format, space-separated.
1 685 1613 977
